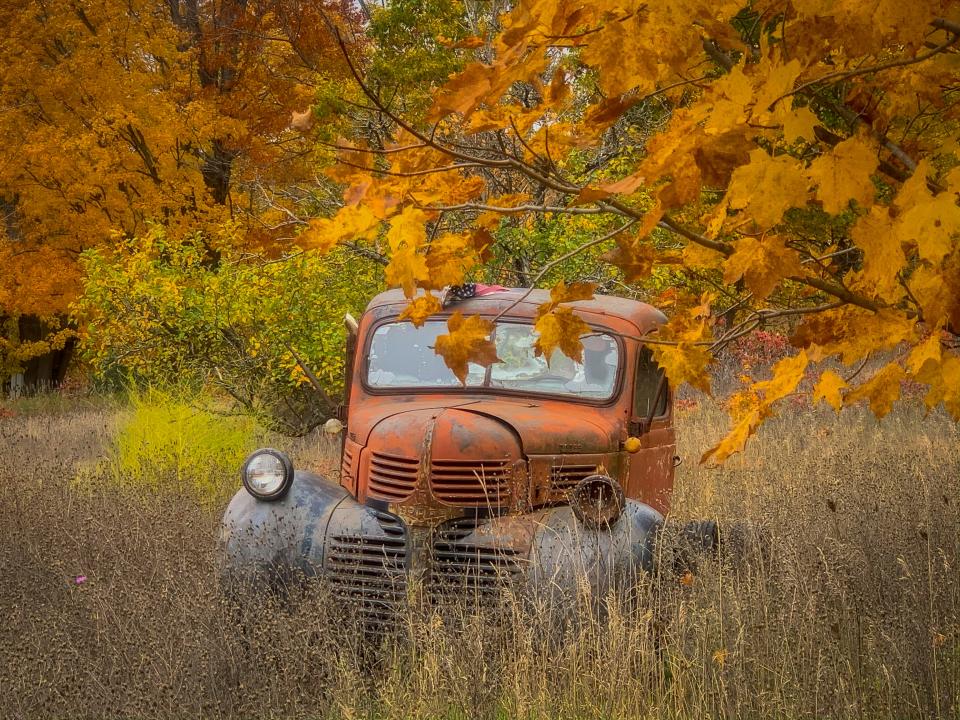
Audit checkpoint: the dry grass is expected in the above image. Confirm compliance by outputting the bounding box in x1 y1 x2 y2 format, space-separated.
1 400 958 719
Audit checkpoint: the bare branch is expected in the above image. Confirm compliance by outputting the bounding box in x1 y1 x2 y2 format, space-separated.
418 202 604 215
492 219 639 321
773 26 960 107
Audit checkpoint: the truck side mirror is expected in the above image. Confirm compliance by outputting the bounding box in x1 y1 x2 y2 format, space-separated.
344 313 359 335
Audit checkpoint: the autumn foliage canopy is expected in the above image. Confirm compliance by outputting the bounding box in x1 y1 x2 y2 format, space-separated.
3 0 960 458
300 0 960 459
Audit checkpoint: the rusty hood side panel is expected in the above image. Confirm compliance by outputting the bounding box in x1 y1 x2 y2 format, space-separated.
348 395 625 455
454 400 624 454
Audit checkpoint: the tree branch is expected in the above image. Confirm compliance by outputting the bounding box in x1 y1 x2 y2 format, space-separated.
492 219 639 321
773 26 960 107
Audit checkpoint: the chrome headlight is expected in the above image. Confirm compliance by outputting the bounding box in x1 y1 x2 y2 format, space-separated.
241 449 294 501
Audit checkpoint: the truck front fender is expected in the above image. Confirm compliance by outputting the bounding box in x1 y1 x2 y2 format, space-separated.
219 470 350 586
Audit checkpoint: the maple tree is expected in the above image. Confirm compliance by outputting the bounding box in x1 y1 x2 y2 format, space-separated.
302 0 960 458
0 0 355 378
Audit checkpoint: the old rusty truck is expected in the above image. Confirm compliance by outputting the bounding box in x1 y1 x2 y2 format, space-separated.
220 287 685 618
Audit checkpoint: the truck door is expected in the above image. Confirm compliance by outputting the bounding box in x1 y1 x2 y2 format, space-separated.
626 347 676 514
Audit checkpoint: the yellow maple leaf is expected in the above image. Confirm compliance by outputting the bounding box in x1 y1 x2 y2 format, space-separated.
700 64 753 135
398 294 442 327
701 399 769 464
385 244 429 298
300 204 379 254
712 648 729 668
424 233 475 289
850 205 905 301
726 150 809 228
651 342 712 394
912 347 960 418
411 174 485 207
807 134 878 214
752 58 802 126
385 206 429 253
782 106 819 143
696 196 730 245
580 13 659 97
433 312 500 384
793 307 916 364
812 370 848 412
534 306 592 363
429 62 493 120
893 158 935 212
532 280 597 352
545 280 596 306
843 362 905 418
907 333 943 375
722 235 805 301
704 352 808 462
895 191 960 265
908 263 959 330
754 350 809 403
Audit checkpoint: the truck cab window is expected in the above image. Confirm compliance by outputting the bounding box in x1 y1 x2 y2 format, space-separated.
634 347 668 418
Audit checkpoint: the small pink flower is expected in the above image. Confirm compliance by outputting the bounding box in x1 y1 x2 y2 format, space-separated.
74 575 87 585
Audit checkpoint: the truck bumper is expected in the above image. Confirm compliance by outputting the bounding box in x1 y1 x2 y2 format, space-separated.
219 471 663 619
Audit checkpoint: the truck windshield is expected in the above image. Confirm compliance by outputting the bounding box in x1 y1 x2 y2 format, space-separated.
366 321 620 400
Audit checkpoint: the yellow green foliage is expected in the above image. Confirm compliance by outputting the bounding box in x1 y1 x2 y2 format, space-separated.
75 226 382 434
92 386 264 504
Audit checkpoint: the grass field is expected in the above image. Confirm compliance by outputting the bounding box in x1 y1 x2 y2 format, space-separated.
1 398 958 719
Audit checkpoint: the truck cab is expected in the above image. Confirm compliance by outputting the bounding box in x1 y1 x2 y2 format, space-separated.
220 288 675 617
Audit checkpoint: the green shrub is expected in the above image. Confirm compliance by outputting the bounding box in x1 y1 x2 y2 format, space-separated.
75 225 382 434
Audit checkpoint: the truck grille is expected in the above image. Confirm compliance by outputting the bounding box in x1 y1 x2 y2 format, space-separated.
550 463 598 493
340 443 357 484
368 451 419 501
430 459 512 505
429 516 524 600
325 511 408 623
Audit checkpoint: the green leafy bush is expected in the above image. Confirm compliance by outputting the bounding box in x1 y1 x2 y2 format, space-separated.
75 226 382 434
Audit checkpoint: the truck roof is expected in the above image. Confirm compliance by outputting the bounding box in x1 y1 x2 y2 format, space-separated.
365 287 667 337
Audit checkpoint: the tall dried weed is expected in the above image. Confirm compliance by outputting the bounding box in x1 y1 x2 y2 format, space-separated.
1 400 957 719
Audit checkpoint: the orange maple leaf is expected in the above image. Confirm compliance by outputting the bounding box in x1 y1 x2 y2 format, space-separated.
398 294 442 327
433 312 500 384
534 306 592 364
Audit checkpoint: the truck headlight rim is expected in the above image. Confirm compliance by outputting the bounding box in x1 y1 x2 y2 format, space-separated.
570 474 626 529
241 448 294 501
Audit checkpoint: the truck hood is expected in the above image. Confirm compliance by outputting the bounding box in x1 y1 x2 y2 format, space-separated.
348 395 624 455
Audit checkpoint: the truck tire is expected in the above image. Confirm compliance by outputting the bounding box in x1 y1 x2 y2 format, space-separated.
658 519 769 575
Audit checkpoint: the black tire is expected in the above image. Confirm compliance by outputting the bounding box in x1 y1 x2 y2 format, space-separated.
658 519 769 575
